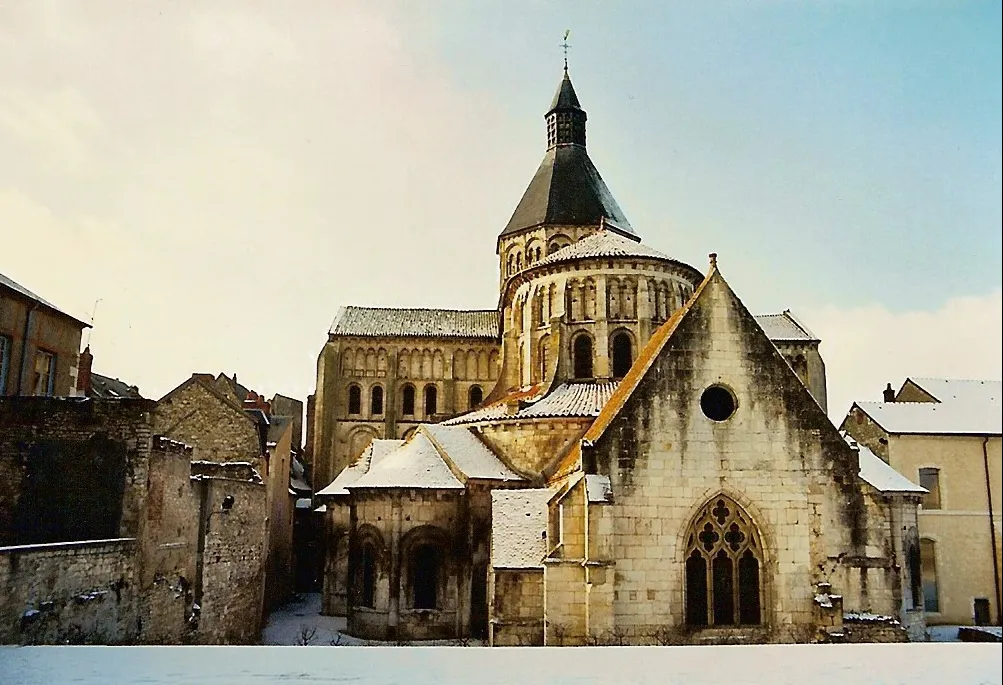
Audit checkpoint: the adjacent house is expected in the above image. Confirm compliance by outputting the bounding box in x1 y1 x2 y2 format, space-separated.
842 378 1002 627
0 272 89 397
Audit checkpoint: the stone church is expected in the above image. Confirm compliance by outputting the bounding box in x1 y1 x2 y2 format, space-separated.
311 69 925 645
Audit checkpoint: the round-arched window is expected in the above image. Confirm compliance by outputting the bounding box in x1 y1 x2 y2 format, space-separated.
701 385 737 422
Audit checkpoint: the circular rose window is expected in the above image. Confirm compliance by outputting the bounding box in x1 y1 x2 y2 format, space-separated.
701 385 737 422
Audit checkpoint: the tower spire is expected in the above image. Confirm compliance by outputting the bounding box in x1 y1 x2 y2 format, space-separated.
546 65 586 149
561 30 571 73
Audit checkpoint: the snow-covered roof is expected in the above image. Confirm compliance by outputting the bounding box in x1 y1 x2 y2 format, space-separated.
855 443 926 494
444 381 619 425
422 424 523 481
316 439 404 496
350 432 463 490
906 378 1001 407
754 311 818 342
329 306 498 339
854 378 1001 436
585 474 613 503
491 489 551 569
536 230 672 268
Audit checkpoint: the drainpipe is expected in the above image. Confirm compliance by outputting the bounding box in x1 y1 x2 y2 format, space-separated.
14 303 39 396
983 436 1001 625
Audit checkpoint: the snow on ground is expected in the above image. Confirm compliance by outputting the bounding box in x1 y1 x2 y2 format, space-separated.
261 593 483 646
1 643 1000 685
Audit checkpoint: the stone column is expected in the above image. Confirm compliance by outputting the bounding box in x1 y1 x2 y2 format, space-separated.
388 493 403 638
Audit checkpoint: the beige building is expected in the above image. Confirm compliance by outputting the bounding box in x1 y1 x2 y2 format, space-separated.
843 378 1002 627
312 69 922 644
1 272 89 397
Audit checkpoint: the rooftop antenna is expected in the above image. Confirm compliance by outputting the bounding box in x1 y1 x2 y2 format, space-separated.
561 29 571 72
85 298 102 346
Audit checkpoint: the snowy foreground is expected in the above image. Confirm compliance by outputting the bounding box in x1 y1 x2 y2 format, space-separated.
1 643 1000 685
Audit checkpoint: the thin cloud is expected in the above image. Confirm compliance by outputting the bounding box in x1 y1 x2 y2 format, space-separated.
804 290 1003 420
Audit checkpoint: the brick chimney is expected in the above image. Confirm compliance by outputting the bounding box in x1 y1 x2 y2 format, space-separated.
882 383 895 403
76 345 93 396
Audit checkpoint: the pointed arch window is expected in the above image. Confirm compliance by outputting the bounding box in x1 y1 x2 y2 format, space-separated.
685 496 762 626
347 384 362 415
573 334 593 379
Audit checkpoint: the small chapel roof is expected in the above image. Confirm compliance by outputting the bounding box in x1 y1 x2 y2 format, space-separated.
754 310 819 342
323 425 524 492
850 438 927 494
443 381 619 425
350 432 464 490
316 439 404 495
328 306 498 340
423 424 523 481
491 489 551 569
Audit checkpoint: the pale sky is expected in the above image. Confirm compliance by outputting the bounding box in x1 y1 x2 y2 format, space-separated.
3 1 1000 421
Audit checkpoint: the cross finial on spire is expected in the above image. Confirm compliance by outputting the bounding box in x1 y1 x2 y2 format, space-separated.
561 30 571 72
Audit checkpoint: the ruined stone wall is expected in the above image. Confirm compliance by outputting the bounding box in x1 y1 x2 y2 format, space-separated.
489 569 544 646
0 538 138 644
137 436 199 644
153 380 262 471
193 477 268 644
0 397 155 546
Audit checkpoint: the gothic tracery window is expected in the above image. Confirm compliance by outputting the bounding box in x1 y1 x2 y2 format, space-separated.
685 496 762 627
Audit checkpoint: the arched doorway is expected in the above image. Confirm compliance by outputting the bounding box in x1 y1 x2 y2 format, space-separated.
684 495 763 627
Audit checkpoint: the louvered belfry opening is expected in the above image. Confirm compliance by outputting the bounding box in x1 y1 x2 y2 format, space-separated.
685 496 763 627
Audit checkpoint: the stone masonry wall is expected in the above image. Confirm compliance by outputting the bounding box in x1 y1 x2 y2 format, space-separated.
489 569 544 646
477 419 589 479
153 379 262 471
583 272 879 644
0 397 155 546
137 436 199 644
193 477 268 644
0 538 138 644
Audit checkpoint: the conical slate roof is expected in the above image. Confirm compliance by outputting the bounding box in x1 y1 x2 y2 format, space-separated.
500 71 634 239
548 71 582 112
